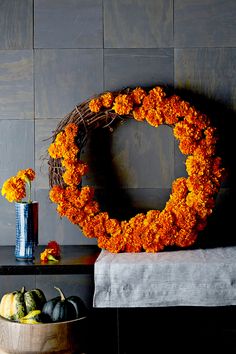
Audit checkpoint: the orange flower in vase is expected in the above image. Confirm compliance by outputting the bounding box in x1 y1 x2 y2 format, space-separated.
1 168 38 261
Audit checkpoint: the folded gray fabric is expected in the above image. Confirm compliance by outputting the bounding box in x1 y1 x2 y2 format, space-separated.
93 247 236 307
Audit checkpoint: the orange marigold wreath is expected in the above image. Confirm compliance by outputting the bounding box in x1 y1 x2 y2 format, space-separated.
48 86 225 253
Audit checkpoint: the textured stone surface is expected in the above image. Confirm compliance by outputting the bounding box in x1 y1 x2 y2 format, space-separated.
34 0 103 48
0 0 32 49
175 48 236 110
104 0 173 48
104 48 174 91
175 0 236 47
0 120 34 187
0 50 33 119
35 49 103 118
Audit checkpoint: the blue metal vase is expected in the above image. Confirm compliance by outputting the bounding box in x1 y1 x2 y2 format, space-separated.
15 202 38 260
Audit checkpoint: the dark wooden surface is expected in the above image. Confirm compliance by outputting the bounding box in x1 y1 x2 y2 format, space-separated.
0 245 100 275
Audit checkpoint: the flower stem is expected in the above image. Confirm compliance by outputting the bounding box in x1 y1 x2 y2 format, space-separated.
27 180 32 203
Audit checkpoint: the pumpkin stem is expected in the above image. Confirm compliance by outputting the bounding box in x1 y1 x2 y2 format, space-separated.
21 286 25 294
54 286 66 301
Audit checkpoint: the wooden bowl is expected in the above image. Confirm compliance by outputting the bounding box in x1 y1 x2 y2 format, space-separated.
0 315 87 354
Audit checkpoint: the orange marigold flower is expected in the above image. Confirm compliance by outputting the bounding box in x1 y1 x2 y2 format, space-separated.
47 240 61 258
105 218 121 236
1 176 26 202
79 186 95 207
73 210 88 226
133 106 146 121
173 120 202 141
62 169 82 186
194 139 215 157
48 130 71 159
187 175 218 195
186 191 215 218
83 212 109 239
145 210 160 224
129 213 146 228
177 100 191 117
161 98 180 125
173 203 197 230
113 94 133 115
146 108 163 127
101 92 114 108
124 239 142 253
171 177 188 199
57 202 68 217
40 247 59 263
142 231 164 253
89 98 103 113
144 242 164 253
174 229 197 248
64 123 78 137
186 112 210 129
84 200 100 216
131 87 147 105
179 138 198 155
99 233 126 253
61 157 77 169
17 168 35 182
49 185 66 204
40 249 50 262
149 86 166 102
120 216 144 253
142 95 157 110
65 205 82 224
48 142 64 159
158 210 175 230
63 145 79 162
185 155 212 177
97 235 109 249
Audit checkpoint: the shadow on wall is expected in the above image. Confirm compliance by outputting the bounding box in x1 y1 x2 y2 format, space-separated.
81 86 236 250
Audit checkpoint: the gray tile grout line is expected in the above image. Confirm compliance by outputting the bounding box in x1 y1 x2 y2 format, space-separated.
3 46 233 50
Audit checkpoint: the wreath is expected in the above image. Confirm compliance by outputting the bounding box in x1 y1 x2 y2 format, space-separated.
48 86 225 253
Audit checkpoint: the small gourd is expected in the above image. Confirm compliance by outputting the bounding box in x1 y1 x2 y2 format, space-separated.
19 310 42 324
24 288 46 313
0 287 46 321
42 287 87 323
0 287 26 321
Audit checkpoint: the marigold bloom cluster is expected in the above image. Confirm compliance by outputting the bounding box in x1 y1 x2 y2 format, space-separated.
40 240 61 263
1 168 35 203
48 86 225 253
17 168 35 182
48 123 88 186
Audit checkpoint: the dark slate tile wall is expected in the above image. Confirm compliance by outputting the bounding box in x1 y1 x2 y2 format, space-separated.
0 0 235 252
0 0 33 49
0 2 235 352
103 0 173 48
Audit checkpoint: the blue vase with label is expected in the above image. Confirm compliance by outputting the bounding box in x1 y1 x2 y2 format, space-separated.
15 202 38 260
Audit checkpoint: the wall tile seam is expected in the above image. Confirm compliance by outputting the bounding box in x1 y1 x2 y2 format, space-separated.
0 46 235 50
173 46 236 49
0 119 34 122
